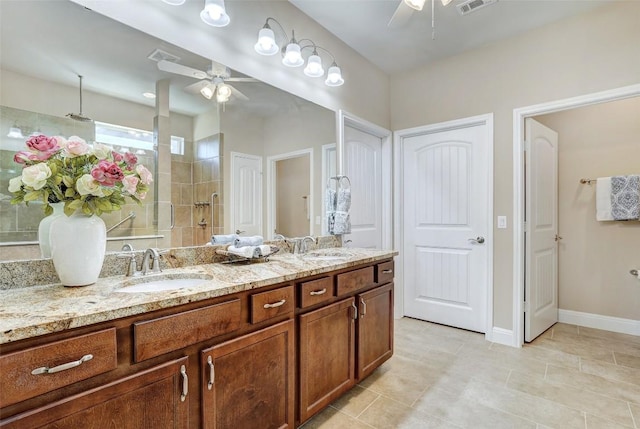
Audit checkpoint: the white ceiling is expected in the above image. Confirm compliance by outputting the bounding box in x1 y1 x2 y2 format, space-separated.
290 0 612 74
0 0 615 118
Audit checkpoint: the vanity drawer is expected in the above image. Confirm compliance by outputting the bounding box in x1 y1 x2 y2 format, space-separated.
299 277 334 309
133 298 241 362
336 266 374 297
251 285 295 324
0 328 117 407
375 260 395 284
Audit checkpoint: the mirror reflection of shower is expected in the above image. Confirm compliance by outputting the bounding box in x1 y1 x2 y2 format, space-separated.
211 192 219 233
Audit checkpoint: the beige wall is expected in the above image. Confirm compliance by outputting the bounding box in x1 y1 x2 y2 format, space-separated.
391 2 640 330
276 156 310 237
535 97 640 320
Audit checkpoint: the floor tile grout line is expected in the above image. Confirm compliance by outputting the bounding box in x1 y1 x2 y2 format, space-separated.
353 394 381 420
629 402 638 429
613 350 618 365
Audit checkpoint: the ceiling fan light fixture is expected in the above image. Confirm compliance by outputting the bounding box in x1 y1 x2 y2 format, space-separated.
200 0 230 27
255 27 279 55
216 83 232 103
7 126 24 139
404 0 426 10
282 42 304 67
200 83 215 100
304 54 324 78
325 63 344 87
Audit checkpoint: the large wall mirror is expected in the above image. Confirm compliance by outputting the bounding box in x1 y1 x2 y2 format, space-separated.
0 0 335 261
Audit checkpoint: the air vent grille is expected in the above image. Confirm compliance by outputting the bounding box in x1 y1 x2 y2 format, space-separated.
456 0 497 15
147 48 180 63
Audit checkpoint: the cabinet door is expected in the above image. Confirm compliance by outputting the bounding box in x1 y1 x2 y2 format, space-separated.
1 357 190 429
298 298 356 423
357 283 394 380
201 319 295 429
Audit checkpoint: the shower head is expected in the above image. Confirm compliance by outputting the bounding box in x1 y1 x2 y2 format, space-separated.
66 75 92 122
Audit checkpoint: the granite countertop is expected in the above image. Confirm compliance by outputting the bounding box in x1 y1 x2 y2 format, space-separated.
0 248 397 345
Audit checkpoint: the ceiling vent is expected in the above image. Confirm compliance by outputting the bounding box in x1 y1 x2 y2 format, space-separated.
147 48 181 63
456 0 497 15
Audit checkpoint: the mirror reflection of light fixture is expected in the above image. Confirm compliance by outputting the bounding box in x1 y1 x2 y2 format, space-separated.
200 0 230 27
200 82 216 100
161 0 186 5
254 17 345 87
216 82 232 103
200 77 233 103
7 124 24 139
404 0 426 10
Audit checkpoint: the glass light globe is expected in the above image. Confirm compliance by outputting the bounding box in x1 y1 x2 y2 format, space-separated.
254 28 279 55
282 43 304 67
304 54 324 78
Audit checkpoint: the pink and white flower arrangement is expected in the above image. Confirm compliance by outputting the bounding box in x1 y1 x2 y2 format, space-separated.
8 134 153 216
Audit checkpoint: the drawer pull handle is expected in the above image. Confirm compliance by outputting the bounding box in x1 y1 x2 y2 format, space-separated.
180 365 188 402
360 298 367 318
351 302 358 320
309 288 327 296
207 356 215 390
31 354 93 375
382 269 393 274
263 299 286 309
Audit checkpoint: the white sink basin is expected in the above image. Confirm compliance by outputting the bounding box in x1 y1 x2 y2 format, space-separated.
115 274 212 293
302 250 354 261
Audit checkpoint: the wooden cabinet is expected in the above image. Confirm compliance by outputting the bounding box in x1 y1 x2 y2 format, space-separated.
201 320 295 429
1 256 394 429
1 357 189 429
298 298 356 423
356 283 394 379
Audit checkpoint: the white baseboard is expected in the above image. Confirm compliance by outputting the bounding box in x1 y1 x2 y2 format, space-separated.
559 309 640 337
487 327 517 347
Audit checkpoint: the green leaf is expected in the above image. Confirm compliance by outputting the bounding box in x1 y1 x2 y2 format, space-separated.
23 191 41 202
44 204 53 216
65 188 76 198
95 199 113 211
82 202 92 216
62 176 74 187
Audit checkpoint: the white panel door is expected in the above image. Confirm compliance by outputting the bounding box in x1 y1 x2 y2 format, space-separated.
403 125 489 333
231 152 262 236
343 126 382 249
525 118 559 342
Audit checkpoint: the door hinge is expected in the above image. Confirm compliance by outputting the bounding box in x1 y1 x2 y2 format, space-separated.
523 140 530 152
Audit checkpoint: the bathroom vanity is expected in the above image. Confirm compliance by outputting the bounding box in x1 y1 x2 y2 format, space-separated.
0 248 396 428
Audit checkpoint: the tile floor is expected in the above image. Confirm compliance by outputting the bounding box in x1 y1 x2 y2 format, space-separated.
301 318 640 429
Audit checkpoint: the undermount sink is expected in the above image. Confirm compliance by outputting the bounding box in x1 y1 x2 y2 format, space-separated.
115 273 213 293
301 249 355 261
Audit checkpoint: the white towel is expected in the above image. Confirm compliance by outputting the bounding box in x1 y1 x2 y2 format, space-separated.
325 188 336 215
611 175 640 220
211 234 238 245
336 188 351 212
333 211 351 235
226 245 261 259
258 245 272 257
234 235 264 247
596 177 613 221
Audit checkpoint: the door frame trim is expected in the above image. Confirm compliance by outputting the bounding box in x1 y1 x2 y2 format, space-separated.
512 83 640 347
321 143 337 235
394 113 494 337
266 148 314 239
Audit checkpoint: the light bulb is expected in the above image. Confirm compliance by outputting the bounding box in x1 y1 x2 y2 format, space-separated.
282 43 304 67
325 64 344 87
200 84 215 100
216 84 232 103
200 0 230 27
304 54 324 78
254 27 279 55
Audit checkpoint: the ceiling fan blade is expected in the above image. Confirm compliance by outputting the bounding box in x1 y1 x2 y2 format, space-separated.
229 85 249 101
157 59 209 79
183 80 209 95
225 77 259 83
388 1 415 28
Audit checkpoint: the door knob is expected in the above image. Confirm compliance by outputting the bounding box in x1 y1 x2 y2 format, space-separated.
554 234 563 242
468 236 485 244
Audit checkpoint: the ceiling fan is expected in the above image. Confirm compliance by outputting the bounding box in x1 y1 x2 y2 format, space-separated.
157 59 257 103
388 0 498 30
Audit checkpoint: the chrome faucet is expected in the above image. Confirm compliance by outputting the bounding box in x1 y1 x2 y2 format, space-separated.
299 236 317 254
141 248 162 275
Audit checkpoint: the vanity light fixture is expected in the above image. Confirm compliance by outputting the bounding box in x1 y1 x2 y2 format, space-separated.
200 0 230 27
254 17 344 87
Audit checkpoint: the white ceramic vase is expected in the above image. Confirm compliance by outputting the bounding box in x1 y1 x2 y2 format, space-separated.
50 211 106 287
38 202 65 258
